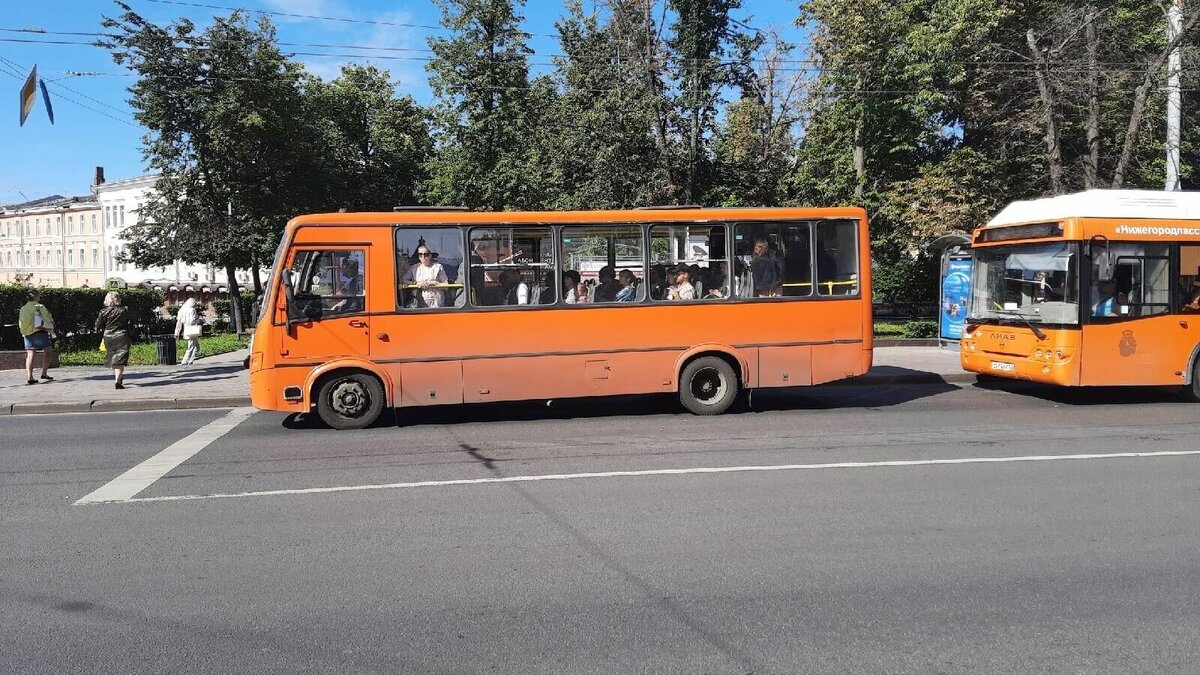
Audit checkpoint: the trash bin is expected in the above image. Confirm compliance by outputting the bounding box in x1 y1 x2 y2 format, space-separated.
154 335 178 365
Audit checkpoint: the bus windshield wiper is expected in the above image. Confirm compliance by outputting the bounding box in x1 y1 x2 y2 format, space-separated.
989 309 1048 341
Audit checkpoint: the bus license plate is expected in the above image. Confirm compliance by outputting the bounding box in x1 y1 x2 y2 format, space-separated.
990 361 1015 372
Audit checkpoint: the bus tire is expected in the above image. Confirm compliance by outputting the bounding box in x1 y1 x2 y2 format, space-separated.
1186 359 1200 402
315 372 385 430
679 356 739 415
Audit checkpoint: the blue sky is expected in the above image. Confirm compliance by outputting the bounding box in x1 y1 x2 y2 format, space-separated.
0 0 805 205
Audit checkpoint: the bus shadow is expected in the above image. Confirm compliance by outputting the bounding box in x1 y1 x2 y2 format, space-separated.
971 378 1190 406
281 381 960 430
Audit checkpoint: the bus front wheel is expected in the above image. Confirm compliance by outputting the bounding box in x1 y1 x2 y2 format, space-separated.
315 372 385 430
1186 359 1200 402
678 356 739 415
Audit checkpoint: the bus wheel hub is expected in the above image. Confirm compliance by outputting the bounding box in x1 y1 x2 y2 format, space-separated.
331 381 367 416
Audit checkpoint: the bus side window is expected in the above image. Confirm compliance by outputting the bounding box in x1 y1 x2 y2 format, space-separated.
815 220 859 296
289 249 366 318
469 227 556 307
396 228 465 310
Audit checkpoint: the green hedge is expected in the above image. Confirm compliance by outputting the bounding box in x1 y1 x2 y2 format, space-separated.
874 320 939 339
1 285 165 342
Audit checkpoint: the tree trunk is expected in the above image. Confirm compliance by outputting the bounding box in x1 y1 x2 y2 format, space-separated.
1084 7 1100 189
225 263 243 335
251 254 262 296
1027 29 1064 194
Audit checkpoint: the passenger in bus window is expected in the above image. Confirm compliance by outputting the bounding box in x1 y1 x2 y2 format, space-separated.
594 266 621 303
667 265 696 300
751 238 783 297
400 245 448 308
616 269 639 302
650 266 669 300
563 270 581 304
1092 279 1118 317
501 269 529 305
706 262 728 298
329 257 362 313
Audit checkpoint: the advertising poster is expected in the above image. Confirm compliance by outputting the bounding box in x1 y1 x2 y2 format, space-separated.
940 258 973 340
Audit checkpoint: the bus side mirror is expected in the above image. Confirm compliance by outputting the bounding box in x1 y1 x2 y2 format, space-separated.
281 272 310 326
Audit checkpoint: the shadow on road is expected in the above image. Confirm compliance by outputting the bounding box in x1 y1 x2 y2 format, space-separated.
971 377 1190 406
280 380 961 430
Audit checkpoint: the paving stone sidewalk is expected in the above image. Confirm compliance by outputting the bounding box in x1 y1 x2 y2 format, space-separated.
0 345 969 415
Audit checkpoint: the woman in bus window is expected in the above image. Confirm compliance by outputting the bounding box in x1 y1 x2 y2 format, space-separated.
667 265 696 300
401 245 448 308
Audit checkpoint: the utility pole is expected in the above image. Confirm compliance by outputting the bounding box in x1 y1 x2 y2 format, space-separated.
1166 0 1184 191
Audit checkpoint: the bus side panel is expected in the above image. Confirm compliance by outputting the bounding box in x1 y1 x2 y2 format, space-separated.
811 343 864 385
462 352 675 404
758 346 813 387
1079 317 1190 386
398 361 464 407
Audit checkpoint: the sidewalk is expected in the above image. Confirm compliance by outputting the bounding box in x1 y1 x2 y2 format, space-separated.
0 346 971 415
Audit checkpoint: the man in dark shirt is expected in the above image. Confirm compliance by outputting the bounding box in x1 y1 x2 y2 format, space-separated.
594 265 622 303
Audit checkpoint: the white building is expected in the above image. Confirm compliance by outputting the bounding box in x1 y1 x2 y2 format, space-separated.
0 194 104 287
92 168 259 299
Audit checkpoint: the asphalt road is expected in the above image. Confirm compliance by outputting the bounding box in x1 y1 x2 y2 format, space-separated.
2 381 1199 673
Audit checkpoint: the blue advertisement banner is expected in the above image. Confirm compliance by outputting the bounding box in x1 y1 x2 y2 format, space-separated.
940 258 973 340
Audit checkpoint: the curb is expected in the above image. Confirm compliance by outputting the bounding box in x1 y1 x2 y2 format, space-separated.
2 396 253 415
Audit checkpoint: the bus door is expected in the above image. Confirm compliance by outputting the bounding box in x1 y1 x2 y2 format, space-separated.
278 248 371 361
1080 244 1177 385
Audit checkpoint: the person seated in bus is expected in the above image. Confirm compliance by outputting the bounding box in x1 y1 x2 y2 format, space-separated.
1092 278 1119 317
500 269 530 305
594 266 621 303
329 258 363 313
751 238 783 297
649 265 669 300
667 265 696 300
616 269 639 302
563 270 581 304
705 262 729 298
399 245 448 308
1182 279 1200 312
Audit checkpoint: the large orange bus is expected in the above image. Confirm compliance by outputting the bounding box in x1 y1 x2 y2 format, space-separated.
962 189 1200 398
249 207 873 429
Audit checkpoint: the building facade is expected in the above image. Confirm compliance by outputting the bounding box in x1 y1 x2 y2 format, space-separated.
0 195 105 287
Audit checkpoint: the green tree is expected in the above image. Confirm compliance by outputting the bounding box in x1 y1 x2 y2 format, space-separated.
102 4 316 326
423 0 541 210
308 65 433 211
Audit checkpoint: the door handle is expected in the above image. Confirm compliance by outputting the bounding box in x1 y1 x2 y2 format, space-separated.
1181 320 1189 328
376 332 390 342
349 319 367 328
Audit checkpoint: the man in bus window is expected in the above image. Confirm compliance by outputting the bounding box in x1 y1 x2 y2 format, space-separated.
501 269 529 305
667 265 695 300
329 257 363 313
751 238 783 297
594 266 621 302
1092 278 1118 317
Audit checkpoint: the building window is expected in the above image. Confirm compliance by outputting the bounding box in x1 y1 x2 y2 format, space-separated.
35 218 40 236
67 216 73 234
119 205 125 226
93 248 98 267
35 250 41 266
92 214 97 232
68 249 74 266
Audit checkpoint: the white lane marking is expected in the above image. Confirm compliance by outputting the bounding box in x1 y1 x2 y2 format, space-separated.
87 448 1200 505
75 407 256 505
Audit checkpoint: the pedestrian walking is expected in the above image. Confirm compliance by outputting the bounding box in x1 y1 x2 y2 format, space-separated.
18 289 56 385
174 297 202 365
95 291 132 389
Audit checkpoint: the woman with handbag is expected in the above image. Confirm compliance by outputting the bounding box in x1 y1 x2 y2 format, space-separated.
95 291 132 389
174 297 203 366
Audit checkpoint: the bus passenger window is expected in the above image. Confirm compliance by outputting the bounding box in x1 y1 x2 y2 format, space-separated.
289 249 366 317
561 225 645 304
396 228 465 309
733 221 813 298
469 227 556 307
815 220 859 296
650 224 728 301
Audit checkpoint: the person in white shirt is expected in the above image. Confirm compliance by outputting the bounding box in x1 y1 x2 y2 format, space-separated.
400 246 448 308
667 265 696 300
563 270 581 304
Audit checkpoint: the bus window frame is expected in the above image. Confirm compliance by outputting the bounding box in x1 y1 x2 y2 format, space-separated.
271 236 373 327
284 246 370 324
466 224 560 310
393 225 469 312
1084 242 1171 324
558 222 653 307
647 222 732 304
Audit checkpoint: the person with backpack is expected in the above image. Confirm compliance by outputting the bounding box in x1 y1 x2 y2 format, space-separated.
18 289 56 385
174 297 203 366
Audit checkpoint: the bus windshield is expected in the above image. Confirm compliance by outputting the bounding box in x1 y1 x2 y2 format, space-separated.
970 241 1079 325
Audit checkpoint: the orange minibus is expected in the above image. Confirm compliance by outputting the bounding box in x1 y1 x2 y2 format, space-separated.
962 189 1200 398
249 207 873 428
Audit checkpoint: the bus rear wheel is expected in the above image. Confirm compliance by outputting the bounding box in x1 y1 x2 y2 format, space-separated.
315 372 384 430
679 356 739 415
1185 359 1200 402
